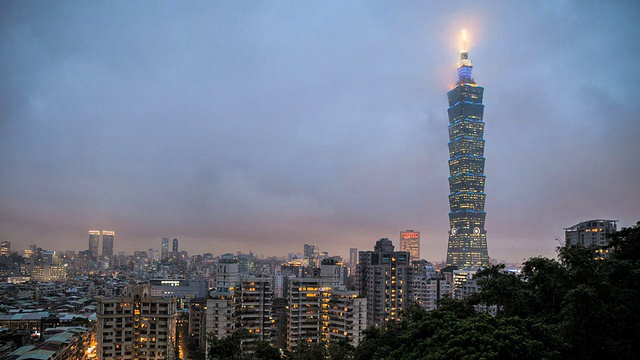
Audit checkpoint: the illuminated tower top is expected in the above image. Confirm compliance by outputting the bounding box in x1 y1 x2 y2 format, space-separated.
457 30 474 84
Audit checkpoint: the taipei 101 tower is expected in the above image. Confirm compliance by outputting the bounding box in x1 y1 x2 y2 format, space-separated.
445 31 489 269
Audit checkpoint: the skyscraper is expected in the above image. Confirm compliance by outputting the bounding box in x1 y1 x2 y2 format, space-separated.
102 231 114 258
349 248 358 277
445 31 489 269
400 230 420 262
172 238 179 254
161 238 169 259
88 230 100 258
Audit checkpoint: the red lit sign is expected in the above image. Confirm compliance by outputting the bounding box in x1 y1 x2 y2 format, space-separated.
401 232 419 239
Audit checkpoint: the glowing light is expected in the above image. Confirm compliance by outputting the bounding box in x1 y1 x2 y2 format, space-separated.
461 29 467 52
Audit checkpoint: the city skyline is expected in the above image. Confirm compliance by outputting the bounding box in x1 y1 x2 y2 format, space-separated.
1 2 639 262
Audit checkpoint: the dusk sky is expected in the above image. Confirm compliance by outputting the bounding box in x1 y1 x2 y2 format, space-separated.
1 1 639 262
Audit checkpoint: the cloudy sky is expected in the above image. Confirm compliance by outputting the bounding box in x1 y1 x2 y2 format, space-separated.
1 1 639 262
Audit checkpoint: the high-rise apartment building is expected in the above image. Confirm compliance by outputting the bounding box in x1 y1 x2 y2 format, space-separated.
565 219 618 247
235 277 273 346
326 290 367 347
565 219 618 258
412 263 452 311
161 238 170 260
285 276 366 350
188 297 207 350
287 277 324 349
204 261 275 355
97 285 178 359
357 238 413 326
89 231 100 258
205 258 240 355
102 231 114 258
400 230 420 262
445 32 490 269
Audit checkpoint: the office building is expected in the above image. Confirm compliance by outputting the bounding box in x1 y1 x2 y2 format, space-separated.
0 241 10 257
303 244 315 259
357 238 413 326
97 285 178 360
349 248 358 277
89 231 100 258
400 230 420 262
161 238 170 260
102 231 115 258
445 31 490 269
172 238 179 254
30 264 67 282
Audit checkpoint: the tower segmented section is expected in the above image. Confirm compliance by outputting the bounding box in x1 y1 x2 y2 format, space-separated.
445 38 489 269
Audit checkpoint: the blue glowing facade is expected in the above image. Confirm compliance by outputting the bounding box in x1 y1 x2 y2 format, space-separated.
445 48 489 269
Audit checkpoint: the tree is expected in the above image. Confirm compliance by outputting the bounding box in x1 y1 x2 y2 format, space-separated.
207 330 249 360
354 302 565 360
252 340 281 360
327 338 355 360
284 342 326 360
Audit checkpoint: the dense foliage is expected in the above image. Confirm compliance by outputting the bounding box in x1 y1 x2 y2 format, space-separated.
204 222 640 360
354 299 567 360
469 221 640 360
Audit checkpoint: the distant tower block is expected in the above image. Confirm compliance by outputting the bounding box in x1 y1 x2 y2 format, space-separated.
0 241 10 257
102 231 115 258
89 231 100 258
162 238 170 259
400 230 420 262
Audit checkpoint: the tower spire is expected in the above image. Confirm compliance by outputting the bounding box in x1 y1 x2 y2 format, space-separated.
457 29 473 84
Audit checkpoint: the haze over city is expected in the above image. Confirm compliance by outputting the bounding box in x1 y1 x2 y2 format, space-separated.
1 1 639 262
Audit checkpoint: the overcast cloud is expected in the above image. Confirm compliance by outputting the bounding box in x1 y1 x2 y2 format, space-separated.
1 1 639 262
